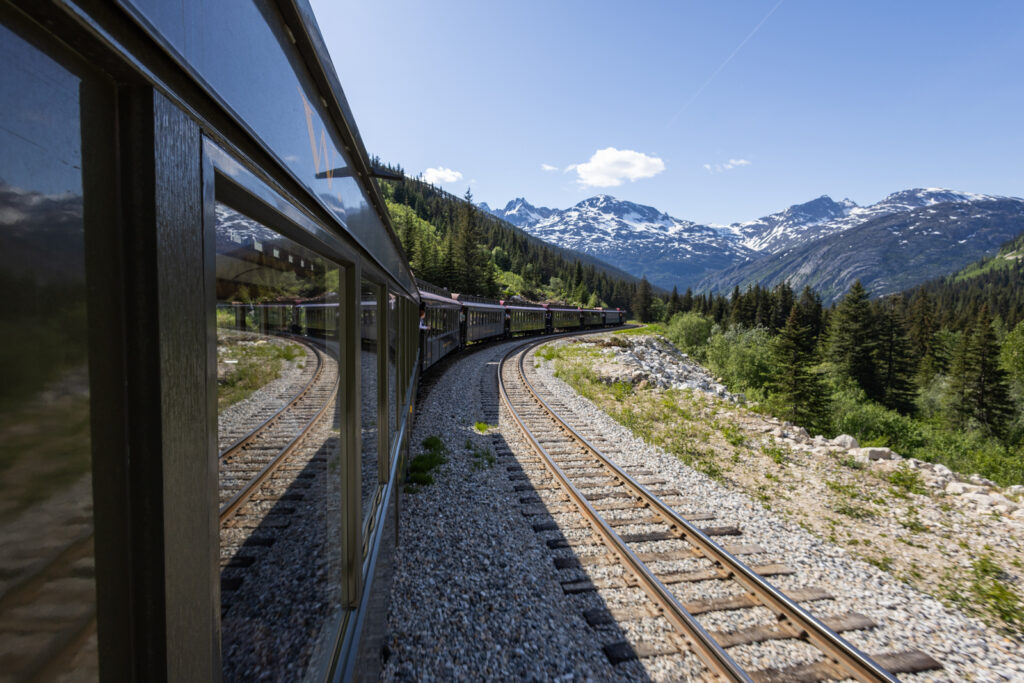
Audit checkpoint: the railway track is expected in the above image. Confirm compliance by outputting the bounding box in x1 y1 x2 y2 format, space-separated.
218 337 339 523
499 334 942 682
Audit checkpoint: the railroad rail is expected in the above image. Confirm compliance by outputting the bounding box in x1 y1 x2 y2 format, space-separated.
499 333 942 681
218 337 339 524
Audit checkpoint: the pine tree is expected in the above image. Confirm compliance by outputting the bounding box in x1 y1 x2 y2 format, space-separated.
829 280 882 400
667 286 681 318
875 296 917 414
965 306 1013 435
632 277 653 322
771 306 830 433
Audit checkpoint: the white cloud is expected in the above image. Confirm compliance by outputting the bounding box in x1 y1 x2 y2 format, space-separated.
422 166 463 184
541 163 558 172
703 158 752 174
568 147 666 187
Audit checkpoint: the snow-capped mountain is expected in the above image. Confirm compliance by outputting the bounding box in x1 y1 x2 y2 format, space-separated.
484 188 1023 295
488 194 754 288
700 196 1024 303
485 197 559 228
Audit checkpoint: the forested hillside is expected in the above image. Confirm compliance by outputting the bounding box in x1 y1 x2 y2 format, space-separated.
627 231 1024 487
376 162 642 309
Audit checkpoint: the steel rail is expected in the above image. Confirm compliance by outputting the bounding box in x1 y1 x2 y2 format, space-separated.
219 352 339 524
513 334 901 683
219 337 326 461
500 340 752 682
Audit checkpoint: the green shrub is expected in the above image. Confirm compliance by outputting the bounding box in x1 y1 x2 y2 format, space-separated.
665 312 714 357
703 326 774 394
407 436 448 487
830 386 926 454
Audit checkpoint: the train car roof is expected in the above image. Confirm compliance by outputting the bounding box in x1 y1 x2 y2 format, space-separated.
504 305 546 311
419 289 461 306
460 301 506 312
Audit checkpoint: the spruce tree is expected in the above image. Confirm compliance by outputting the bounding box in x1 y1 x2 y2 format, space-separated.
829 280 882 401
667 286 681 318
632 277 653 322
966 305 1013 435
771 306 830 434
875 296 917 414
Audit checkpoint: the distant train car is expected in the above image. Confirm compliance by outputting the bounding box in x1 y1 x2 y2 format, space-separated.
582 308 604 327
503 302 546 335
302 301 341 341
547 305 583 331
605 308 626 326
461 301 506 342
420 289 461 370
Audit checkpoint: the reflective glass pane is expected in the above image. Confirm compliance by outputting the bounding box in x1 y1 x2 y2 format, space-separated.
215 203 343 681
360 280 379 520
388 291 398 440
0 25 97 680
125 0 415 293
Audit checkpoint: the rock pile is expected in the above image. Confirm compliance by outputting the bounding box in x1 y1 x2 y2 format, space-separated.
586 335 739 400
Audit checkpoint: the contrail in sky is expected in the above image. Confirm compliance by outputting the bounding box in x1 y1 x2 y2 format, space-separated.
667 0 786 128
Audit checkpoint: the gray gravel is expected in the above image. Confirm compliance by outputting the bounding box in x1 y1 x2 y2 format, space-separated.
382 340 621 681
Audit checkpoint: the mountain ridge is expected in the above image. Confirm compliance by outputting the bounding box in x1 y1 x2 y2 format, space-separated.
482 188 1024 300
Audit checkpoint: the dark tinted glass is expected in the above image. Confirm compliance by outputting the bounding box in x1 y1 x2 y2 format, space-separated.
124 0 414 293
360 280 379 521
0 24 97 680
214 203 344 681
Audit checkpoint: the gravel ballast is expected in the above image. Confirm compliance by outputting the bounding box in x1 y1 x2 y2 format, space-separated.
382 332 1024 681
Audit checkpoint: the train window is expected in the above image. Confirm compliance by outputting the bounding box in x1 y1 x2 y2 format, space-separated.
0 24 106 680
213 202 344 681
360 279 381 522
388 291 398 439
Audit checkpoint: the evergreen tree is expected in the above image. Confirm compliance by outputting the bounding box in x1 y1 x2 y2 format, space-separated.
667 286 681 318
965 306 1013 435
681 287 694 313
829 280 882 400
632 277 653 322
795 286 824 352
771 306 830 433
875 296 917 414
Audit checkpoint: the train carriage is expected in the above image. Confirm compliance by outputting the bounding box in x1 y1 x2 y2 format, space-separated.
582 308 604 327
461 301 506 342
548 305 584 330
420 289 461 370
504 303 547 335
0 2 421 681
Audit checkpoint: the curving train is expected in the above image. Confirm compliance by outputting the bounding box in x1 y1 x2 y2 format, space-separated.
418 286 626 370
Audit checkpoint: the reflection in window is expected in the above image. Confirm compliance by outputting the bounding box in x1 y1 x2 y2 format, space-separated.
360 280 380 521
388 291 398 441
215 203 342 681
0 25 97 681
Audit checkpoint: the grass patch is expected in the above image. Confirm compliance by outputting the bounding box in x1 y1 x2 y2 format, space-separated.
763 442 788 464
834 501 874 519
720 422 747 448
407 435 448 488
474 421 493 433
887 464 927 495
945 556 1024 635
217 334 304 412
466 439 496 470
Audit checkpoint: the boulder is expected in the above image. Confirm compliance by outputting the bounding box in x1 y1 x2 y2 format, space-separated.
849 447 898 461
969 474 998 487
960 492 996 508
870 460 902 474
831 434 859 449
945 482 990 496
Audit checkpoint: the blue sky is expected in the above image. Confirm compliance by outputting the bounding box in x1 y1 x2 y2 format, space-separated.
311 1 1024 225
